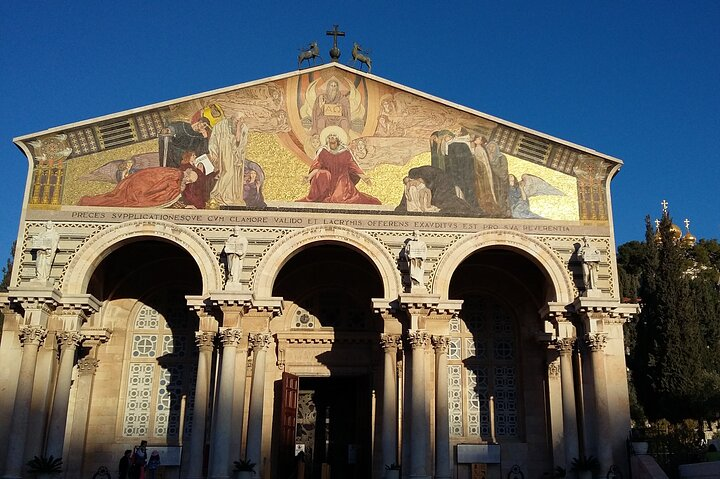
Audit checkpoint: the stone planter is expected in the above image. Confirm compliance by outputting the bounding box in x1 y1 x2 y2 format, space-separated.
234 471 254 479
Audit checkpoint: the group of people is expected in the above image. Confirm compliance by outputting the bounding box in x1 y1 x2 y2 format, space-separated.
119 441 160 479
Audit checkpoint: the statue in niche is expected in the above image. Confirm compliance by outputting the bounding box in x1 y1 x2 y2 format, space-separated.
223 226 248 289
404 231 428 293
578 236 601 295
31 221 60 283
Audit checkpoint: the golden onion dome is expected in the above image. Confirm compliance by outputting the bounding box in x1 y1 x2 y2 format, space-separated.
682 231 696 246
669 223 682 240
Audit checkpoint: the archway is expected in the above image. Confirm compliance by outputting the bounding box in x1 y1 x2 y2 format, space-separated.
270 243 384 479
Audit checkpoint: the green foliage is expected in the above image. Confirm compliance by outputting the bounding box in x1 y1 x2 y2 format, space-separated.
26 455 62 473
624 212 720 422
233 458 256 472
0 241 15 292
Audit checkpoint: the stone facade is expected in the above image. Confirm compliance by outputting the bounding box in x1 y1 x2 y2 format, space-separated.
0 63 637 479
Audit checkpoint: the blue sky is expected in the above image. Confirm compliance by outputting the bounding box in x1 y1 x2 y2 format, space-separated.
1 1 718 259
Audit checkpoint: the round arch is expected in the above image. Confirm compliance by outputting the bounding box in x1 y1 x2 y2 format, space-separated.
61 220 223 296
253 225 401 300
432 229 574 304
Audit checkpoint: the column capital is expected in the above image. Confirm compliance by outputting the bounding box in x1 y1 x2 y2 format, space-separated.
584 332 608 352
195 330 217 351
218 327 243 347
20 325 47 346
406 329 431 349
432 335 450 353
554 337 576 354
57 331 83 348
380 333 402 352
77 357 99 375
249 332 273 351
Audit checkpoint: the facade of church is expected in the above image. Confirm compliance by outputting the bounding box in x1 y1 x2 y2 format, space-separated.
0 63 637 479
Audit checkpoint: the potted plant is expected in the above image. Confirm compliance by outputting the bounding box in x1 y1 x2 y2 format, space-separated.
630 427 650 455
233 458 256 479
385 463 401 479
571 455 599 479
26 455 62 479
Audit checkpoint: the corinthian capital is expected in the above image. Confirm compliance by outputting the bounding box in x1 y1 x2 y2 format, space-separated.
218 328 243 347
57 331 83 349
584 333 607 352
77 357 99 375
555 337 576 354
249 332 272 351
407 329 430 350
380 333 401 352
195 331 216 351
20 325 47 346
432 335 449 354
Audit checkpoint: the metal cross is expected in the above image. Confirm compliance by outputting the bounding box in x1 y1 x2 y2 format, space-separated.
655 219 660 228
684 218 690 230
661 199 669 213
326 25 345 49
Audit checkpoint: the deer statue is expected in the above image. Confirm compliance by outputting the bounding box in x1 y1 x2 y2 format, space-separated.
298 42 321 69
351 43 372 73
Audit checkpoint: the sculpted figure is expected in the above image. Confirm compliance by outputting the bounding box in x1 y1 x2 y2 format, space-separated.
224 227 248 288
31 221 60 282
405 231 428 292
578 236 601 294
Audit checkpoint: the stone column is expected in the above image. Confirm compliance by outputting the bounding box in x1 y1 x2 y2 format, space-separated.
585 332 612 470
3 325 47 479
432 335 451 479
556 337 580 469
187 331 216 479
45 330 83 458
407 329 431 479
245 332 272 472
209 328 243 479
547 358 565 467
380 334 401 471
64 356 99 476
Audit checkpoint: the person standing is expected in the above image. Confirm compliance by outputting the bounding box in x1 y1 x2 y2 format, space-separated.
132 441 148 479
119 449 132 479
146 450 161 479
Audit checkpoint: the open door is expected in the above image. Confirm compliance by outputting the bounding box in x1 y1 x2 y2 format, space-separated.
280 371 299 476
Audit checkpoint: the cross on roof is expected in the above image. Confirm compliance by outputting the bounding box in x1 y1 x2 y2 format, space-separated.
326 25 345 61
661 199 669 213
684 218 691 230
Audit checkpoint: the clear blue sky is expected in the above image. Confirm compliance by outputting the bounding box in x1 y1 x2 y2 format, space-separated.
1 1 718 258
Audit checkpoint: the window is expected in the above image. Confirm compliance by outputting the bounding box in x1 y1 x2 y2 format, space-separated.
448 296 519 439
122 304 196 442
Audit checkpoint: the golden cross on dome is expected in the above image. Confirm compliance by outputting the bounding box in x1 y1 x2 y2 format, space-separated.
661 199 669 213
684 218 691 230
655 219 660 228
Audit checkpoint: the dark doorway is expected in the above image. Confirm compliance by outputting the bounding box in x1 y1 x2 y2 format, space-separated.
292 375 372 479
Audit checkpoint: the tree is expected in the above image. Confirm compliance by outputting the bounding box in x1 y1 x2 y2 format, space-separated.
627 212 720 423
0 241 15 292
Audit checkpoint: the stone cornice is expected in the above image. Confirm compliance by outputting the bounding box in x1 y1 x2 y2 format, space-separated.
572 297 640 322
79 327 112 344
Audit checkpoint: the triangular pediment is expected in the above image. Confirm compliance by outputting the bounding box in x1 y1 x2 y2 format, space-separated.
17 63 618 222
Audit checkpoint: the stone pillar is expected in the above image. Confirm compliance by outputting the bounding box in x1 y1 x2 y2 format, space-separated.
245 332 272 472
380 333 401 471
3 325 47 479
585 332 612 469
209 328 243 479
407 329 431 479
187 330 216 479
45 330 83 458
556 337 580 469
432 335 451 479
64 356 99 476
547 358 565 467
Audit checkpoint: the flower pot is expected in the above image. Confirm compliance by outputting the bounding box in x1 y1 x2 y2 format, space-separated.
234 471 253 479
631 441 649 455
576 471 592 479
